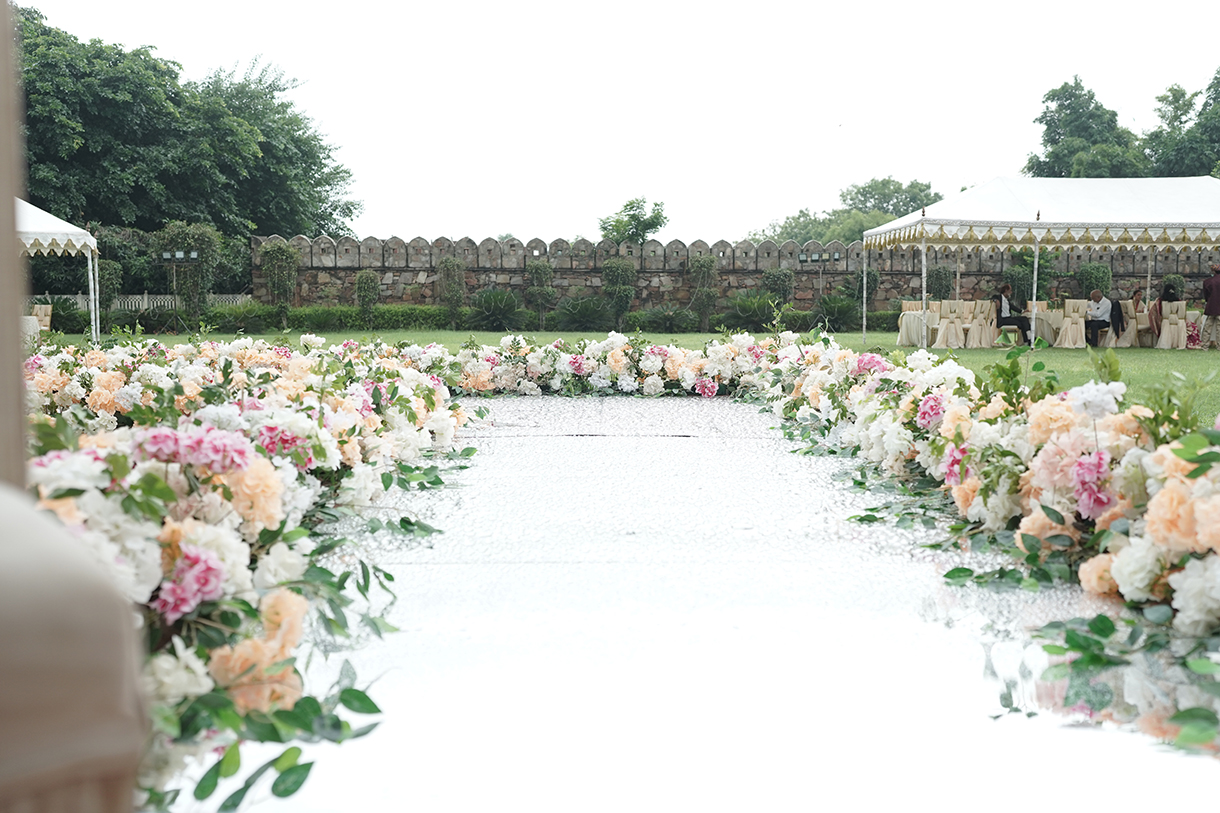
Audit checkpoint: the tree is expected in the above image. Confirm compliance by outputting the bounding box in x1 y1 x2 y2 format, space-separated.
1024 76 1149 178
598 197 667 245
838 177 942 217
17 9 360 237
1145 72 1220 178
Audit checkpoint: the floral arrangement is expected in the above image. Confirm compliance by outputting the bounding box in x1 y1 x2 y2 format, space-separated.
24 334 467 809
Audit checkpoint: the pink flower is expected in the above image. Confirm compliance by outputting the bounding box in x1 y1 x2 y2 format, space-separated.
568 355 592 376
180 427 254 472
484 354 501 367
23 355 44 374
646 346 669 358
944 443 970 486
1072 450 1115 520
853 353 891 377
135 427 181 463
258 426 313 469
916 393 945 430
694 377 719 398
152 544 225 624
746 345 765 363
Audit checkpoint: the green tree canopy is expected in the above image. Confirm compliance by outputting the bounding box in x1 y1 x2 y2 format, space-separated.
598 197 667 245
1145 70 1220 178
1024 76 1149 178
17 7 360 237
838 177 942 216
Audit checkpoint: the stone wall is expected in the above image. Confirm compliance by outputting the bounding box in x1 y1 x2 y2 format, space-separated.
250 234 1220 310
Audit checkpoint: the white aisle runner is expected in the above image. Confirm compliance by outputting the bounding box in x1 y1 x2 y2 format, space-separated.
243 399 1216 813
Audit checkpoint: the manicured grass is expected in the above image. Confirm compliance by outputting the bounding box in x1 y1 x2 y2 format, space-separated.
56 328 1220 422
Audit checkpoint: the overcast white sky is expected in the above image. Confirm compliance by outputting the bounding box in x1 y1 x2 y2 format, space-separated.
23 0 1220 244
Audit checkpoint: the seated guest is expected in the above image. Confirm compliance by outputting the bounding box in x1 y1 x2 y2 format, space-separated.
992 283 1031 345
1130 288 1146 314
1149 285 1178 341
1085 289 1111 347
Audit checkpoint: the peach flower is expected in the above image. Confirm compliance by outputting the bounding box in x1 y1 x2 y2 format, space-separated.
1192 494 1220 553
207 638 303 715
952 476 981 515
1078 554 1118 596
939 404 972 441
1027 397 1080 446
261 588 308 653
1146 443 1196 482
977 393 1009 421
1144 478 1201 552
1015 509 1081 554
36 495 84 526
607 348 628 376
83 349 108 368
1095 497 1133 531
86 387 117 413
94 370 126 391
225 456 285 532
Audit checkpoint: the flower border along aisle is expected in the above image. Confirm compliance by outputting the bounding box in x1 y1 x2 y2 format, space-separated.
24 334 467 809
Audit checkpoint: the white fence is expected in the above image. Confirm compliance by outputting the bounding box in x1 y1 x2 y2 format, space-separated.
27 293 252 311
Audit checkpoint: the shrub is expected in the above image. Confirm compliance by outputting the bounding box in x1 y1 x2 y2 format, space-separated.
721 292 780 332
437 257 467 330
208 301 275 334
1076 262 1113 299
687 254 718 333
555 296 612 331
781 309 818 333
866 310 900 332
1161 273 1186 300
622 310 648 333
153 222 221 330
641 303 696 333
287 306 358 333
761 268 795 302
369 304 451 331
844 267 880 303
468 289 526 331
927 266 953 301
524 259 559 331
600 257 636 331
259 241 301 329
355 269 380 329
814 294 861 332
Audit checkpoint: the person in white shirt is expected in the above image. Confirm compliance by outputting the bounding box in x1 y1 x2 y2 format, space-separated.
1085 289 1111 347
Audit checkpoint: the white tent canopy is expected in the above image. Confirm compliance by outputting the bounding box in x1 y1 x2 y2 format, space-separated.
862 176 1220 347
15 198 100 342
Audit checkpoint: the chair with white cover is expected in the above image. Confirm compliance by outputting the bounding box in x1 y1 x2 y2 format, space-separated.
965 299 997 348
1029 301 1057 346
897 301 927 346
1156 301 1188 349
1055 300 1087 348
932 301 964 349
1115 300 1142 348
31 303 51 331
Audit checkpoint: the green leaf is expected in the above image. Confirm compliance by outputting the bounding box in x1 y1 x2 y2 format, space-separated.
339 687 381 714
219 743 241 778
1176 721 1219 746
194 760 222 800
1144 605 1174 625
943 567 974 586
1186 658 1220 675
381 472 393 491
1087 614 1116 638
272 763 313 797
1040 504 1066 525
338 659 357 690
1020 577 1041 592
1109 517 1130 536
1042 644 1068 655
1169 707 1220 726
1044 534 1075 548
264 657 296 676
150 704 181 738
273 746 302 772
1041 663 1070 682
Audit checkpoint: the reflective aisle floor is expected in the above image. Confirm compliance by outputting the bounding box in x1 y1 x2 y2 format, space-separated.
238 398 1217 812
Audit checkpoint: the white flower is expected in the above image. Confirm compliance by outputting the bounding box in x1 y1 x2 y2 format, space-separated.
300 333 325 349
1169 555 1220 636
641 355 663 375
113 382 144 412
1110 535 1167 603
643 375 665 396
1068 380 1127 419
617 375 639 393
142 636 214 705
253 542 308 590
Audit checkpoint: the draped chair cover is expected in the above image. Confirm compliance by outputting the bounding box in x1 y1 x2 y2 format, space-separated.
1030 302 1058 346
1157 301 1189 349
965 300 997 348
1115 300 1143 348
1055 300 1087 348
932 301 964 349
897 301 939 347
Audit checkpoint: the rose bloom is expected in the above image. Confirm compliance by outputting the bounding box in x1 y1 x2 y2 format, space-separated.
607 348 629 376
1027 397 1081 446
1078 554 1119 596
952 476 981 515
1144 478 1202 553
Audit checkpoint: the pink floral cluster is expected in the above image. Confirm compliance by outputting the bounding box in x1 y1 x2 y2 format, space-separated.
915 393 946 430
568 355 592 376
258 425 314 468
694 377 719 398
853 353 890 377
646 346 669 359
484 353 501 367
151 544 225 624
135 426 254 473
1071 450 1115 520
745 345 765 363
361 380 390 412
944 443 971 486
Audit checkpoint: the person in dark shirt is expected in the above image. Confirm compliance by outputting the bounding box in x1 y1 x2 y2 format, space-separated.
1202 264 1220 349
992 283 1031 345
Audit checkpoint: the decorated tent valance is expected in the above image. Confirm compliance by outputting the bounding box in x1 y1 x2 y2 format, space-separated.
15 197 97 257
864 176 1220 251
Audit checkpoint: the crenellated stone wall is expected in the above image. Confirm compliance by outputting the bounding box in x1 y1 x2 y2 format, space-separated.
250 234 1220 309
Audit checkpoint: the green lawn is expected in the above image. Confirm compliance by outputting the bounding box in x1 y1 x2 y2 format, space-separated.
54 328 1220 423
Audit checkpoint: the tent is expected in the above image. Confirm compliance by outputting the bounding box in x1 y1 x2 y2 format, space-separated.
16 198 100 342
862 176 1220 347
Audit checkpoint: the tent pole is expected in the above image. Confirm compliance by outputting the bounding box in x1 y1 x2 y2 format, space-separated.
956 248 961 300
85 250 97 344
920 237 927 349
861 248 867 349
1148 247 1153 299
1031 237 1040 348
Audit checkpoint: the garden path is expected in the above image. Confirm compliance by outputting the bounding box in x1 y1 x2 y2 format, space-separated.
247 398 1216 812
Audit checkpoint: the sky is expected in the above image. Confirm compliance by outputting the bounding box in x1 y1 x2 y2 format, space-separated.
22 0 1220 245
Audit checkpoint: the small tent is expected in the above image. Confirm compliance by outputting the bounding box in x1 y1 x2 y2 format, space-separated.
16 198 100 342
863 176 1220 347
